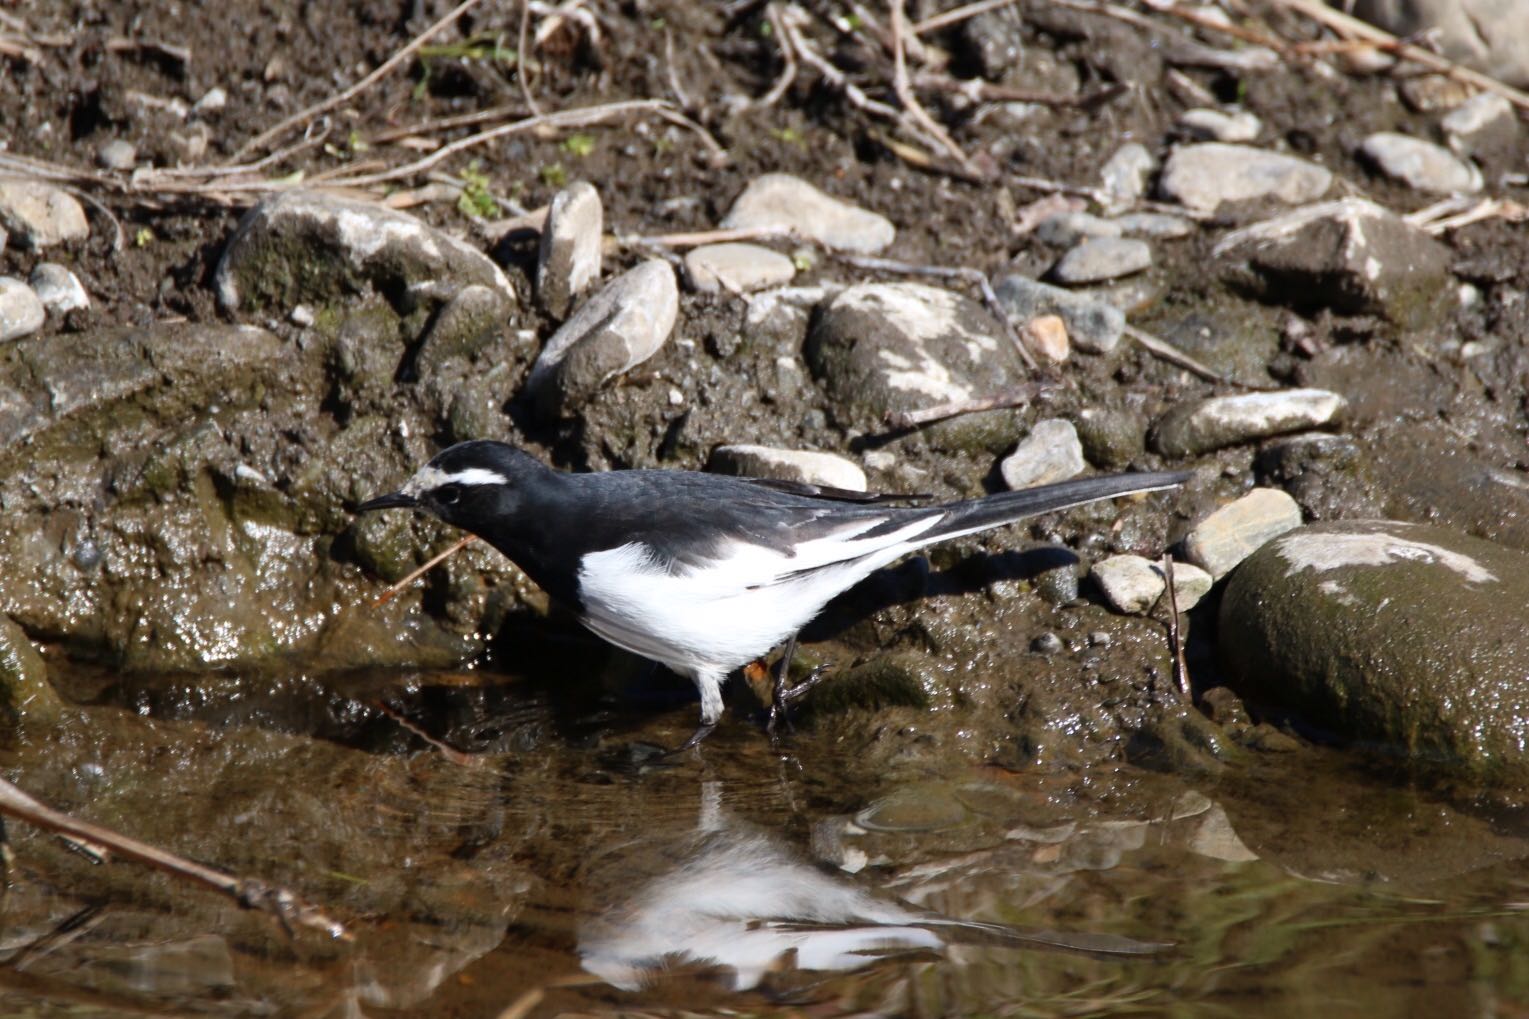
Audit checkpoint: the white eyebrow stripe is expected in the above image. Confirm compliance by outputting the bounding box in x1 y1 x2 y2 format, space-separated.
401 465 507 495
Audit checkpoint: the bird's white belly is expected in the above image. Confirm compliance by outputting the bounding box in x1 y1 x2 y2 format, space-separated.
576 541 885 679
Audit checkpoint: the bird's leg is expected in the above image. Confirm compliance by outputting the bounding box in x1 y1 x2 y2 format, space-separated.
667 719 718 755
768 636 832 740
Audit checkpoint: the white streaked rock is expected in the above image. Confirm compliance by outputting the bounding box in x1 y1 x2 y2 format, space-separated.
709 445 867 492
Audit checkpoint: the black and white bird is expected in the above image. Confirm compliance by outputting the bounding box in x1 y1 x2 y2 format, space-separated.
357 440 1188 750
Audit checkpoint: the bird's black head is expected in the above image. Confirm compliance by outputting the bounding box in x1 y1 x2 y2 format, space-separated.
356 440 545 532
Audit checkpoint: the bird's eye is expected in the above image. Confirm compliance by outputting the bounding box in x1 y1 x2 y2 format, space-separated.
436 484 462 506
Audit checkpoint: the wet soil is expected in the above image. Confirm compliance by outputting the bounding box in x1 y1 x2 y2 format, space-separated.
5 0 1529 1014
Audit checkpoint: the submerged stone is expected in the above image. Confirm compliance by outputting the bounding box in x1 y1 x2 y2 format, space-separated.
1221 520 1529 784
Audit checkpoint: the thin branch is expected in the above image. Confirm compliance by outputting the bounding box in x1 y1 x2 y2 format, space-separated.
1269 0 1529 112
1124 324 1268 388
230 0 488 161
626 224 792 248
372 535 477 607
913 0 1020 35
518 0 542 116
889 0 981 177
751 3 798 108
0 775 348 940
319 99 669 189
885 384 1051 430
1162 554 1191 704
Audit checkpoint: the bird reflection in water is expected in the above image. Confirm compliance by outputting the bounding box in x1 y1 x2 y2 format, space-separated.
577 783 1166 992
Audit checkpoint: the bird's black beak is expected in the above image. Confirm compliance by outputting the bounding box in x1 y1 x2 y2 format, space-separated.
356 491 418 512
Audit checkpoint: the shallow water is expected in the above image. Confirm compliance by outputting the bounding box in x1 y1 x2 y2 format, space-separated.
3 664 1529 1017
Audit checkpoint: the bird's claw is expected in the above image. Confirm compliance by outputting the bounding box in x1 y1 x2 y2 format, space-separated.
767 665 831 743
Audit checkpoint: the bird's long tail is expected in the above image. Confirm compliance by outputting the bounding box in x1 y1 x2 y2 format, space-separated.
918 470 1191 545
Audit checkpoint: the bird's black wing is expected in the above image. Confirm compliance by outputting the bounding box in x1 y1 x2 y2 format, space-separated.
738 476 933 504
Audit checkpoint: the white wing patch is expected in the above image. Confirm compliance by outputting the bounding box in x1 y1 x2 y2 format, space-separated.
574 512 950 681
401 464 507 496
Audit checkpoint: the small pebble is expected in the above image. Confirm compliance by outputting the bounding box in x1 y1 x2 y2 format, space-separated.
193 87 228 115
1152 388 1346 458
722 173 894 254
994 274 1124 354
1032 632 1065 655
709 444 867 491
1099 142 1155 211
1441 93 1517 156
1178 108 1261 143
1112 212 1193 239
1020 314 1069 364
28 262 89 314
1035 211 1121 248
1359 132 1482 193
96 139 137 171
1001 419 1085 489
1049 237 1152 285
1183 488 1303 579
1159 143 1333 213
0 276 46 341
537 181 603 318
684 242 796 294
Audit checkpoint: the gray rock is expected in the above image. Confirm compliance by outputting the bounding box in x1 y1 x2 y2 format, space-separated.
1220 520 1529 781
0 181 90 249
1158 143 1333 213
1152 388 1347 458
1019 314 1069 364
1359 132 1482 192
708 445 867 491
1074 407 1146 469
992 275 1125 354
28 262 90 315
1092 555 1213 614
1112 212 1193 239
1182 487 1303 579
411 284 508 378
1352 0 1529 88
1212 198 1451 327
536 181 603 318
1178 108 1262 143
1441 92 1518 158
1091 554 1164 614
721 174 894 254
1049 237 1153 284
1035 211 1121 248
96 138 137 171
1000 419 1085 489
743 284 839 346
526 259 678 416
805 282 1024 447
0 614 61 722
684 243 796 294
1099 142 1155 211
192 86 228 115
215 190 514 313
0 278 46 342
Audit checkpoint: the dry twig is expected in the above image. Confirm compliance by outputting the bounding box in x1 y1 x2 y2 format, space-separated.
518 0 543 116
1162 554 1192 703
0 776 348 940
231 0 488 161
373 535 478 608
1124 324 1265 388
1270 0 1529 112
885 384 1052 430
889 0 982 177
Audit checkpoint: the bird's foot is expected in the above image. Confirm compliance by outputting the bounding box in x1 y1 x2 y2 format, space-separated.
767 665 831 743
663 720 718 757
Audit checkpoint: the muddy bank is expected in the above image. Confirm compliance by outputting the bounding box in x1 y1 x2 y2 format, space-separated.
2 0 1529 782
